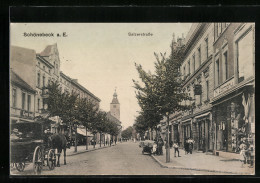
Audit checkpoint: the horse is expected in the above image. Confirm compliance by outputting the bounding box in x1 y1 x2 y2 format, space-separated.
48 133 67 167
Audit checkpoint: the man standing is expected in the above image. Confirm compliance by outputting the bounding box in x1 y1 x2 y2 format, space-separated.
158 137 164 155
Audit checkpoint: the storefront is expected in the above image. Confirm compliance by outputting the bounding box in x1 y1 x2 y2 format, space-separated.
193 112 212 152
180 119 192 148
212 85 254 153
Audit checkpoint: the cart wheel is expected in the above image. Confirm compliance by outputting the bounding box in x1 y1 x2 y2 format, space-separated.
33 146 43 175
15 162 25 172
47 149 56 170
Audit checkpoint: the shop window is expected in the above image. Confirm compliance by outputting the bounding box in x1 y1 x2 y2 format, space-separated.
237 30 254 83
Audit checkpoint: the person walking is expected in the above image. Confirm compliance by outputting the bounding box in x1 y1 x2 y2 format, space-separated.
184 138 189 154
158 137 164 155
173 140 180 157
188 138 195 154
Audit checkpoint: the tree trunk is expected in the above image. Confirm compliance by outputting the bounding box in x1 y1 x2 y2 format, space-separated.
166 114 170 163
104 135 106 146
100 132 102 147
74 125 77 152
86 127 88 150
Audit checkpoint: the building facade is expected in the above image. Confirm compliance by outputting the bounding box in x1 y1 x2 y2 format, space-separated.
211 23 255 157
167 23 255 158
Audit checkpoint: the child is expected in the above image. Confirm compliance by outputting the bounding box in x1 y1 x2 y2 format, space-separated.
152 141 157 155
240 141 248 168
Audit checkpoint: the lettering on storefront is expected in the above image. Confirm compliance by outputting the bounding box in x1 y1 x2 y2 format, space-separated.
214 78 234 97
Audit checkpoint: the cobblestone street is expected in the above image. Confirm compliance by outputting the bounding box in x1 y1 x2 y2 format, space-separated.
11 141 238 175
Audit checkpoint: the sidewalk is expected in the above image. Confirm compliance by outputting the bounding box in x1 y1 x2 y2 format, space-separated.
66 143 116 156
151 148 254 175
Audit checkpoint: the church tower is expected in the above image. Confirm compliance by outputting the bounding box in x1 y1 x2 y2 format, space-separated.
110 88 120 120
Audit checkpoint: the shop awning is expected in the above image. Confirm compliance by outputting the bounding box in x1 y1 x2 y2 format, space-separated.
77 128 93 137
194 112 211 120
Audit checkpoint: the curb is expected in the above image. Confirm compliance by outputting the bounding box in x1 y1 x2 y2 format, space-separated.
151 155 252 175
67 144 116 157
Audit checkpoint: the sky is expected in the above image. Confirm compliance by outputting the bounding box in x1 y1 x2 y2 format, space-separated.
10 23 192 129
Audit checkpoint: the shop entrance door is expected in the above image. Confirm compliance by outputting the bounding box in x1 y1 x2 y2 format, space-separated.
198 120 206 151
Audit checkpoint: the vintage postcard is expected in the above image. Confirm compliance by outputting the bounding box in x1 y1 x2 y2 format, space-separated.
10 22 255 175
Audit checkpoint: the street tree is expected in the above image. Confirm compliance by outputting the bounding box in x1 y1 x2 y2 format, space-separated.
121 126 133 139
133 40 192 162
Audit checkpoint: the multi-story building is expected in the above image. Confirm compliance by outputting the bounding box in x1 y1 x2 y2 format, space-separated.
10 46 37 123
10 44 101 130
166 23 255 158
10 70 36 123
178 23 215 152
211 23 255 157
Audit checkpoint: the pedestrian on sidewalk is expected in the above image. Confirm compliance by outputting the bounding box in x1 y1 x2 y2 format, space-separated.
158 137 164 155
184 138 189 154
240 140 248 168
173 140 180 157
187 137 195 154
152 140 158 155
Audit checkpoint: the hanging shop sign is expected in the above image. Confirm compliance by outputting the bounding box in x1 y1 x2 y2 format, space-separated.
194 84 202 95
214 77 234 97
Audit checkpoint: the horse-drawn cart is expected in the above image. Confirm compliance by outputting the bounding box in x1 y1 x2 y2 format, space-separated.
10 122 56 174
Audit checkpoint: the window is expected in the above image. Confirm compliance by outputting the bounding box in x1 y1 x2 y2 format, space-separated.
43 75 45 87
237 30 254 83
27 95 31 111
188 60 190 75
215 59 220 86
223 51 228 81
22 92 26 110
205 38 209 58
38 98 40 111
12 88 17 107
49 69 51 73
38 62 40 66
218 23 222 36
206 80 209 100
113 105 116 108
48 78 50 86
198 47 201 66
193 54 196 72
43 66 45 70
183 66 186 77
37 72 40 87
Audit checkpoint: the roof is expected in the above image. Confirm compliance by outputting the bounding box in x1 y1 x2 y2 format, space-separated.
10 70 36 93
39 45 53 56
71 79 101 102
106 112 121 126
111 98 119 104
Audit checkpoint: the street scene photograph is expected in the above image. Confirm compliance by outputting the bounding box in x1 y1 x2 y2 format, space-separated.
9 23 255 175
